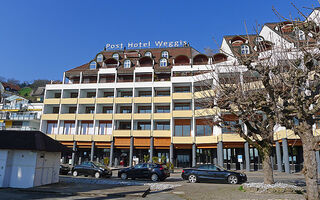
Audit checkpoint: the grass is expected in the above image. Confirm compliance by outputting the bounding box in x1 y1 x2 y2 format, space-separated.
238 185 246 192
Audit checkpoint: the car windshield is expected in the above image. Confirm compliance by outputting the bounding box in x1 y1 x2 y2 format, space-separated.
93 162 105 168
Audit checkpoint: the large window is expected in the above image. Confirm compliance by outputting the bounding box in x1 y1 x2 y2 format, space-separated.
47 122 58 134
155 90 170 96
124 60 131 68
174 119 191 136
81 122 94 135
112 53 119 60
174 86 190 93
160 58 167 67
196 119 212 136
137 122 151 130
138 91 152 97
99 122 112 135
221 121 238 134
90 61 97 70
85 107 95 114
155 121 170 130
145 52 152 57
64 122 75 135
102 106 113 113
120 106 132 113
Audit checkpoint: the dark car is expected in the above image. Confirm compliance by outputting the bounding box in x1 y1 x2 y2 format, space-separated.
59 164 70 175
72 161 112 178
118 163 170 181
181 164 247 184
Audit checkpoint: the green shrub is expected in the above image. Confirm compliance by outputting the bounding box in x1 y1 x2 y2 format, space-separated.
103 157 109 166
144 155 150 163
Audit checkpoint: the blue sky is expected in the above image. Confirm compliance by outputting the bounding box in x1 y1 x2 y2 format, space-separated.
0 0 317 82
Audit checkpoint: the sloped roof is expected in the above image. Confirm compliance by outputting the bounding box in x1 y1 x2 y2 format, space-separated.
1 82 20 91
0 131 71 152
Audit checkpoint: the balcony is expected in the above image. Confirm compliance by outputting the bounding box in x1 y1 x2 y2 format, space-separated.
153 96 171 103
61 98 78 104
74 135 93 141
44 98 61 104
55 135 74 141
113 130 131 137
221 134 245 142
3 126 38 131
194 90 215 99
172 110 193 118
132 130 151 137
95 113 113 120
134 97 152 103
195 136 218 144
77 114 94 120
172 136 193 144
92 135 113 141
172 93 192 99
59 114 76 120
114 113 132 120
153 130 171 137
115 97 132 104
78 98 95 104
133 113 151 120
42 114 59 120
153 113 171 120
96 98 114 104
0 104 22 110
194 108 219 117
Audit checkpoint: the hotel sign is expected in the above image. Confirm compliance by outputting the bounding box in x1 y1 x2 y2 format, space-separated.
105 40 188 50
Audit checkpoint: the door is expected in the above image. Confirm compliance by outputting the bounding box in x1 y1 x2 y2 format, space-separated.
196 165 210 180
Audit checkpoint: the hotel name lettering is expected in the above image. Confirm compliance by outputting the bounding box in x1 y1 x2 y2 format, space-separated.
105 40 188 50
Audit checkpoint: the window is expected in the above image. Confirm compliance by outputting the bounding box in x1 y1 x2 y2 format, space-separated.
155 121 170 130
155 90 170 96
174 119 191 136
87 92 96 98
138 106 151 113
297 30 305 40
137 122 151 130
119 122 131 130
174 86 190 93
103 92 114 98
221 121 238 134
155 106 170 113
112 53 119 60
81 122 94 135
54 93 61 98
138 91 152 97
90 61 97 70
47 122 58 134
64 122 75 135
196 122 212 136
69 107 77 113
120 91 132 97
70 92 78 98
255 37 264 43
97 54 103 62
102 106 113 113
241 45 250 55
124 60 131 68
99 122 112 135
161 51 169 58
145 52 152 57
52 107 59 114
160 58 167 67
85 107 95 114
120 106 132 113
174 103 190 110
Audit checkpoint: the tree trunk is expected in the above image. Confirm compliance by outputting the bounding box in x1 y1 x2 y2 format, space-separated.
299 130 319 200
260 145 275 184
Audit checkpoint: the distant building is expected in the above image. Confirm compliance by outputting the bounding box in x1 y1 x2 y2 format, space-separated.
0 130 69 188
0 95 43 131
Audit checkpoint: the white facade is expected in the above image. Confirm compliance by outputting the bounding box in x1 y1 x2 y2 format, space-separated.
0 149 60 188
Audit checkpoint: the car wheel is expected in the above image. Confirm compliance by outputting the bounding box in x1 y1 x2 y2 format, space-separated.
95 172 100 178
72 171 78 177
151 174 159 182
228 175 238 184
188 174 197 183
121 173 127 180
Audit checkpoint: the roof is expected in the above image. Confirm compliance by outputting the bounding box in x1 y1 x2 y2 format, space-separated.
0 131 71 152
0 82 20 91
32 87 45 96
5 95 27 102
65 46 199 76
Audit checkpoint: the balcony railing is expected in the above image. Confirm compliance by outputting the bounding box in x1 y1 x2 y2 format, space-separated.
0 104 23 110
0 112 40 120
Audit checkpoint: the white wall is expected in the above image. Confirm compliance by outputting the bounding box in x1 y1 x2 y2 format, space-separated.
0 150 8 187
34 151 60 187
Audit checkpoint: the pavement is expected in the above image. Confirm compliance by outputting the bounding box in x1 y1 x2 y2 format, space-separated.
0 171 310 200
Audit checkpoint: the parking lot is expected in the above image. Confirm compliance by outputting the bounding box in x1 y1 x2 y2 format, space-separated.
0 171 308 200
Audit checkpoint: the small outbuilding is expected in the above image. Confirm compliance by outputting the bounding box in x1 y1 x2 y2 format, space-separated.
0 130 69 188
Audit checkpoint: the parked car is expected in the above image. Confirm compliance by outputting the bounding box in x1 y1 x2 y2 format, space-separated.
72 161 112 178
59 164 70 175
118 163 170 181
181 164 247 184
